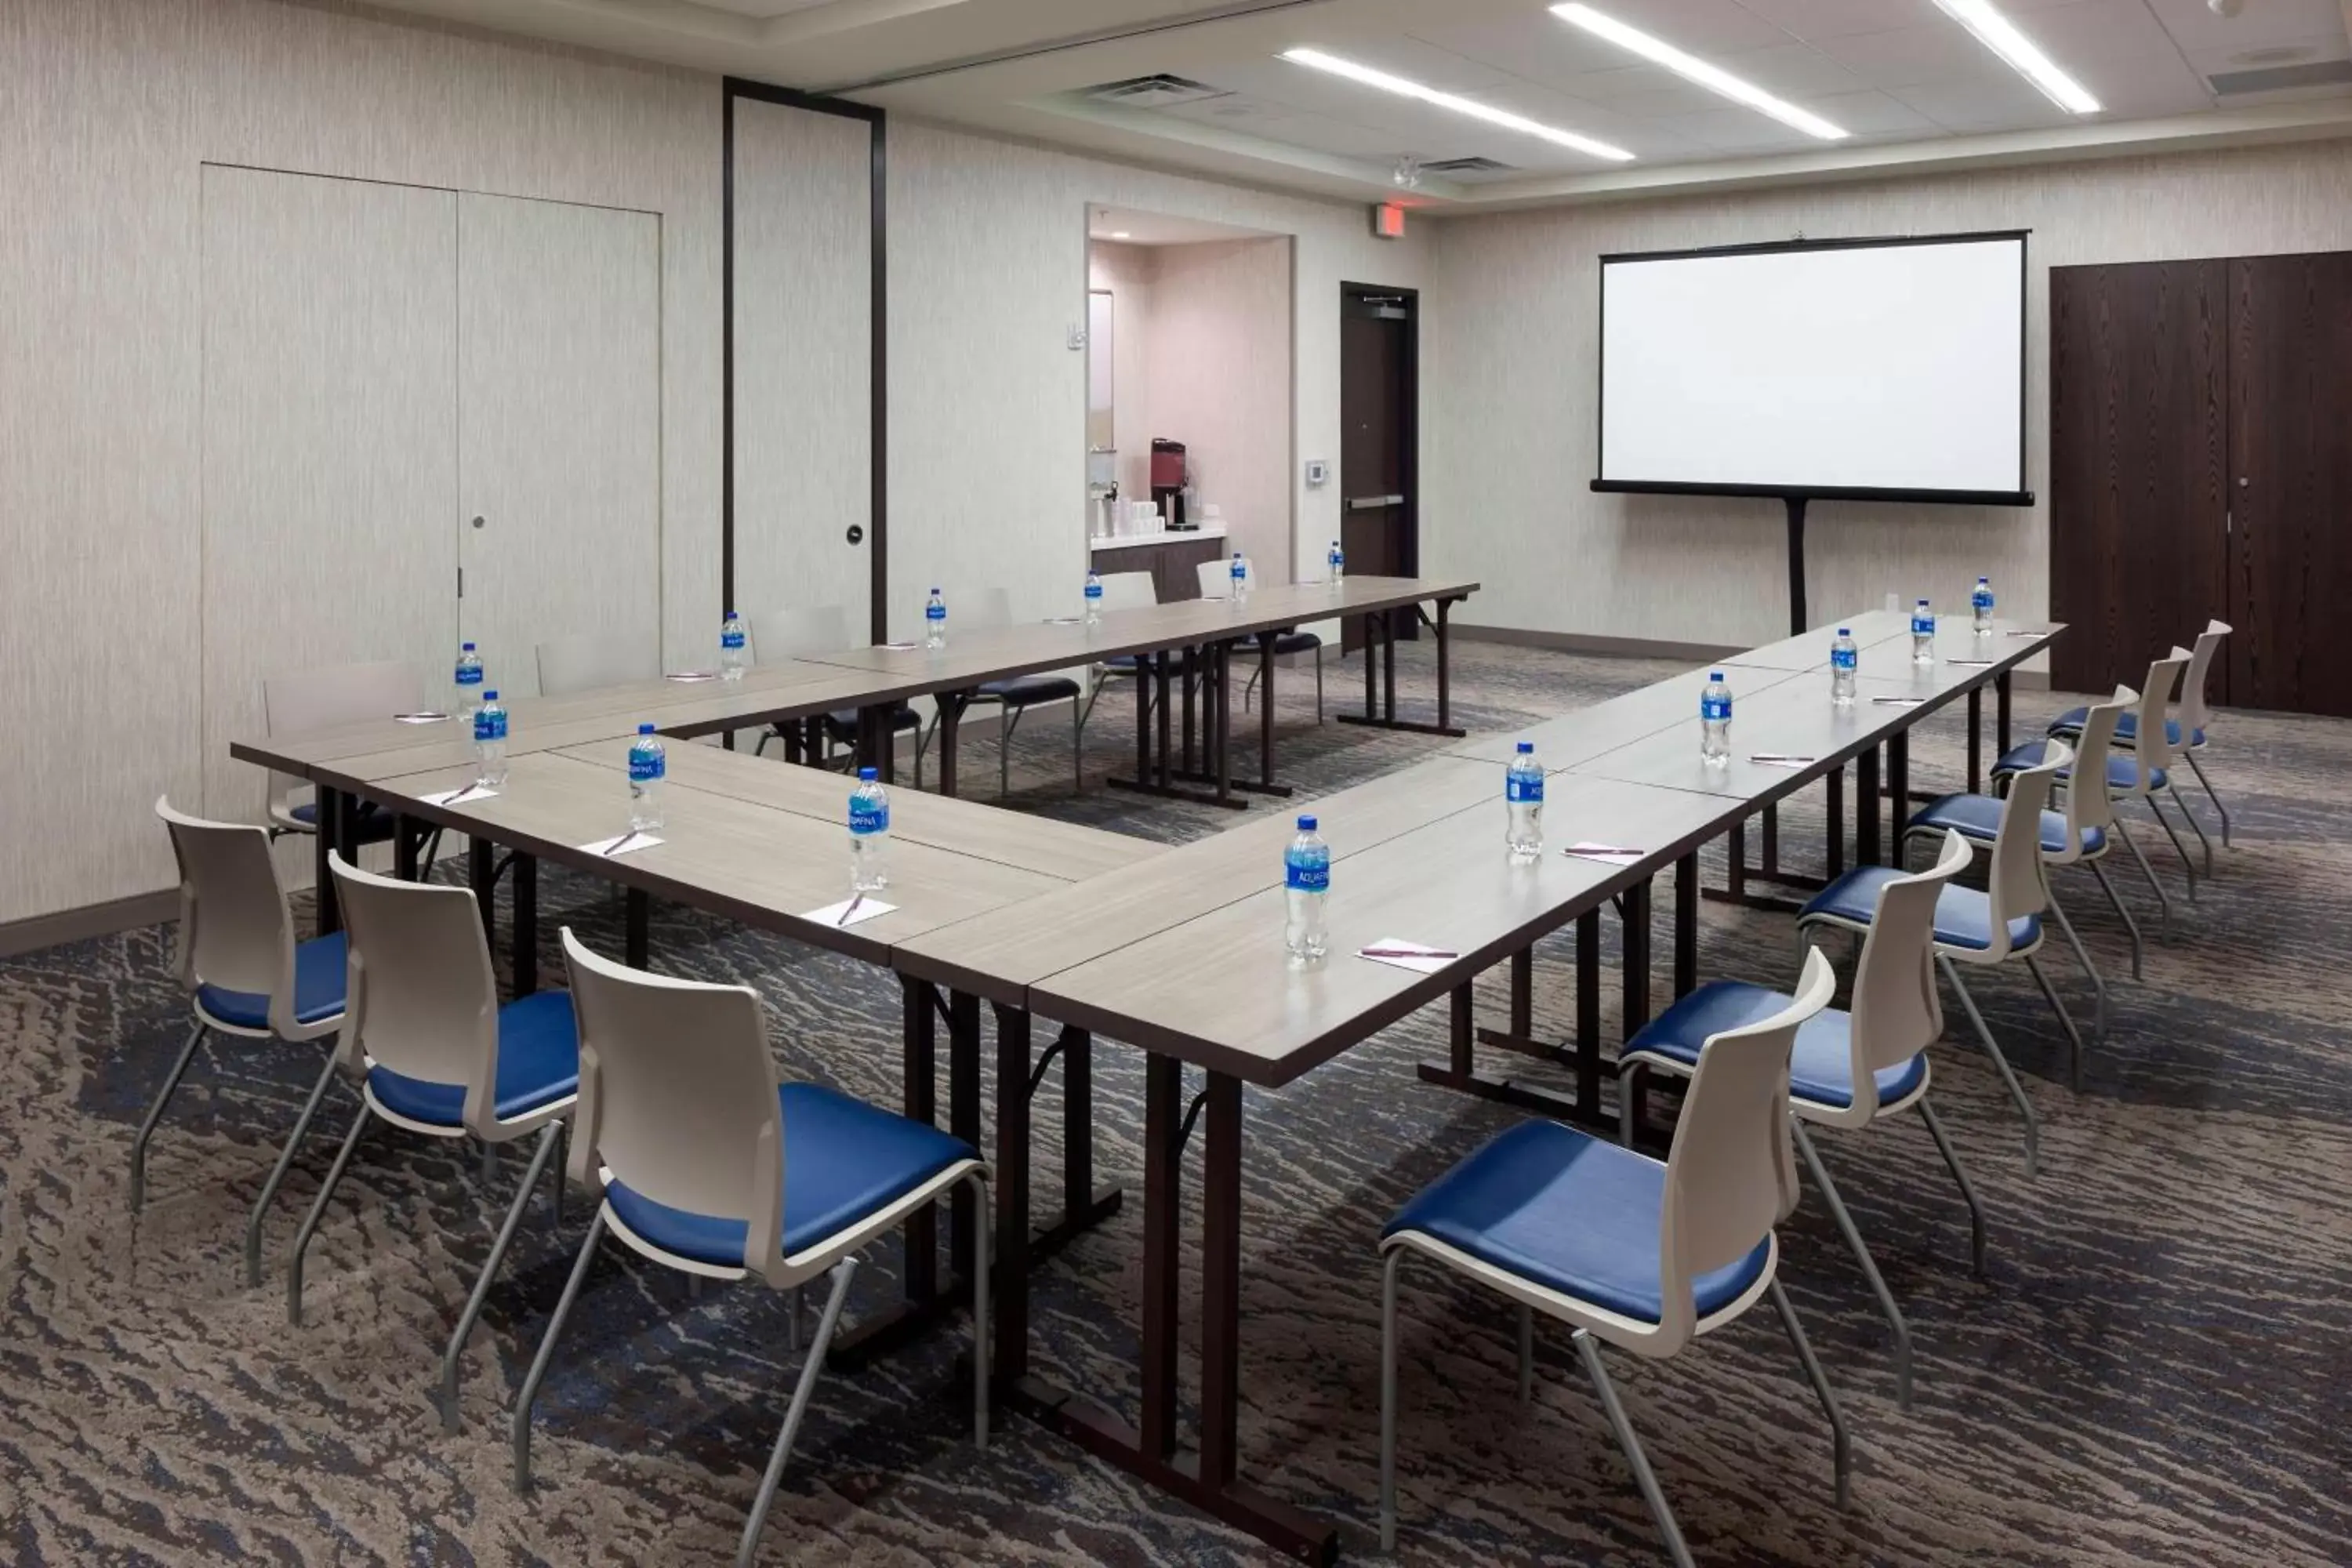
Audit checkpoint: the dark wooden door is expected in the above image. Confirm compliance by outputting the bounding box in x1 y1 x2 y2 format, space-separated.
2047 260 2230 696
1340 286 1415 653
2227 252 2352 717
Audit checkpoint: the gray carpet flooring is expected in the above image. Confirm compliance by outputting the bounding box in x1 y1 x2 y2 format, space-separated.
4 637 2348 1566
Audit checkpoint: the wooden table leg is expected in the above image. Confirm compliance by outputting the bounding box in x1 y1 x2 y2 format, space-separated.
1257 630 1278 790
1140 1054 1183 1458
1198 1072 1245 1488
1381 609 1397 724
1213 642 1233 808
1435 597 1454 732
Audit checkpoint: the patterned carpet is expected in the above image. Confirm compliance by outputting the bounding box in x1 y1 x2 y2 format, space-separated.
4 637 2349 1566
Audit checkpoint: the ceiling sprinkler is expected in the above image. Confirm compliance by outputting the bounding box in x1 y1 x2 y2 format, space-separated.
1392 154 1422 191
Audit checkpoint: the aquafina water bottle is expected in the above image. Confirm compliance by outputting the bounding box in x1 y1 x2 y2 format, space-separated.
1506 742 1544 860
1912 598 1936 664
1084 571 1103 628
924 588 947 649
474 690 509 788
1283 815 1330 964
1230 552 1250 607
455 642 484 719
1831 628 1859 707
1328 539 1345 586
720 610 748 681
627 723 665 831
1972 576 1994 635
849 766 890 891
1700 672 1732 767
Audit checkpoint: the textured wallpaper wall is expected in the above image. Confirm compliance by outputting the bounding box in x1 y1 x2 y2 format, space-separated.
1424 140 2352 651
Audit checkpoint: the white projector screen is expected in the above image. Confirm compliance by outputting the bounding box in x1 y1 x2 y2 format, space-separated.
1597 233 2028 500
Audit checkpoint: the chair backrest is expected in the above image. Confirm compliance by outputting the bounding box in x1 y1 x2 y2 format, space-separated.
1849 829 1971 1092
1095 570 1157 612
1195 557 1253 600
1986 738 2068 948
748 604 848 663
263 660 427 815
2122 652 2189 791
561 928 790 1279
2060 687 2133 842
967 586 1015 633
329 852 503 1127
1657 946 1835 1343
155 796 299 1028
2177 619 2228 738
536 632 661 697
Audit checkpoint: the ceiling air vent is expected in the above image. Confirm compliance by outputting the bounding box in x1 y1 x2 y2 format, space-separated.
2207 59 2352 96
1083 74 1230 110
1419 155 1517 175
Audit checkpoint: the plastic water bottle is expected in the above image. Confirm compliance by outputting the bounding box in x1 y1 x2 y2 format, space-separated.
1084 571 1103 628
924 588 947 650
454 643 484 719
1328 539 1345 586
1972 576 1995 635
848 766 890 891
1506 742 1544 860
1230 552 1250 607
1831 628 1859 707
1283 814 1330 964
1700 671 1732 768
474 690 509 787
720 609 748 681
1911 598 1936 664
626 724 666 830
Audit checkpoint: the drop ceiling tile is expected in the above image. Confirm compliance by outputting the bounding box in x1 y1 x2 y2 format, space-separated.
2069 50 2217 116
1814 24 2020 88
2145 0 2349 53
1796 87 1945 134
1312 33 1514 93
2183 34 2352 76
1714 39 1870 95
1550 63 1741 112
1559 0 1795 53
1403 17 1638 82
1728 0 1945 41
1660 105 1836 151
2018 0 2184 63
1888 69 2075 129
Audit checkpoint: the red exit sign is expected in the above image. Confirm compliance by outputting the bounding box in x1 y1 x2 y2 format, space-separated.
1371 201 1407 240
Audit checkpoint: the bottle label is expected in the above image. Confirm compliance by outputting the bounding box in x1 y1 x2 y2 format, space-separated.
629 747 663 782
1085 583 1102 600
1912 613 1935 635
474 710 506 742
1285 858 1329 894
456 666 481 686
720 630 746 650
1831 648 1857 671
850 799 888 837
1507 774 1544 804
1972 591 1993 610
1701 695 1731 722
926 603 946 621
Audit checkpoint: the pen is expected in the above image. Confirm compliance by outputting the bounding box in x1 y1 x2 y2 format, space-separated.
604 829 641 858
837 893 864 927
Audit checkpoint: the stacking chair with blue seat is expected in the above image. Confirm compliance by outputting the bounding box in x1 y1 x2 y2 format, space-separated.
262 660 424 855
514 931 990 1568
1379 950 1846 1565
964 586 1085 796
1908 687 2128 1021
282 853 580 1433
1800 744 2077 1175
1623 831 1984 1410
1996 651 2196 932
147 798 350 1287
1194 558 1325 722
747 604 931 784
2049 620 2231 861
1076 568 1167 736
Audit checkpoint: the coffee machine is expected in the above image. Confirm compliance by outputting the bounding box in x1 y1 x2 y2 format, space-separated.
1149 438 1189 531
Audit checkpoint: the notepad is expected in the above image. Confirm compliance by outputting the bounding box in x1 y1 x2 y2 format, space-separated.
665 671 717 683
578 832 662 858
393 712 449 724
878 641 922 652
803 895 895 927
1564 843 1647 866
1946 658 1995 668
1871 696 1929 708
1748 754 1817 768
419 784 497 808
1357 938 1456 975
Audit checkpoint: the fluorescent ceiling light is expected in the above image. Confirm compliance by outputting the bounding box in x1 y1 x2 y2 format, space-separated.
1926 0 2100 114
1551 5 1846 140
1279 46 1634 162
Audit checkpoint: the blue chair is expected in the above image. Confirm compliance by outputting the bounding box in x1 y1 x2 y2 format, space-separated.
962 587 1086 796
148 798 350 1289
284 853 581 1436
1380 951 1845 1563
1624 832 1983 1410
1802 744 2077 1175
262 660 420 857
2049 620 2230 866
1996 651 2197 935
514 930 991 1568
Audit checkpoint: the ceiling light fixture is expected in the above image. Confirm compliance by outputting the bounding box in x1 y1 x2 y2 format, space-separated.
1925 0 2101 114
1110 230 1132 238
1279 46 1635 162
1550 4 1846 140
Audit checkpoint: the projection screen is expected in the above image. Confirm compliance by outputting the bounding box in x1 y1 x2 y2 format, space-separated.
1595 232 2029 503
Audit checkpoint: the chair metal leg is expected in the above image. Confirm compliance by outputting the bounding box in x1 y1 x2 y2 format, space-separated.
285 1102 372 1327
1618 1061 1646 1146
2085 858 2143 981
737 1258 858 1568
1315 646 1324 724
245 1047 347 1287
548 1123 566 1230
1072 697 1083 795
514 1210 606 1494
1915 1098 1987 1277
2143 794 2198 903
1517 1301 1535 1406
1574 1329 1694 1568
1938 955 2038 1178
441 1123 563 1432
2169 780 2213 878
1790 1119 1911 1410
130 1021 208 1214
2184 750 2230 848
967 1170 990 1447
1000 702 1011 798
2043 886 2106 1065
1766 1276 1851 1512
2110 815 2173 942
2022 951 2086 1091
1379 1249 1403 1552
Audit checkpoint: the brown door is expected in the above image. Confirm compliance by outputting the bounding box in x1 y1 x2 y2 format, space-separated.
1340 285 1415 654
2227 252 2352 716
2047 260 2229 696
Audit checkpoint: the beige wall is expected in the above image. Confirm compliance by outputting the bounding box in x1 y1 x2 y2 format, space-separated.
1424 140 2352 651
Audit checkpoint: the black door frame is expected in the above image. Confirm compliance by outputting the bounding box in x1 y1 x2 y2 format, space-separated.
1340 281 1420 637
722 78 888 643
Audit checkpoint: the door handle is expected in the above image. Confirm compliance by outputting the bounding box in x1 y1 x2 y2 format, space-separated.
1347 494 1405 510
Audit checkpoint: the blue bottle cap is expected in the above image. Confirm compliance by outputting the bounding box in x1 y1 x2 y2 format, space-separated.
1917 597 1929 605
1710 670 1724 681
1516 741 1534 753
638 723 655 735
930 586 940 593
1837 627 1850 635
461 641 475 650
858 767 878 782
483 690 497 700
1298 815 1318 831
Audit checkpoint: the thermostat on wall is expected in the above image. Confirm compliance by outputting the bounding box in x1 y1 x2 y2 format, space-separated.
1305 459 1329 486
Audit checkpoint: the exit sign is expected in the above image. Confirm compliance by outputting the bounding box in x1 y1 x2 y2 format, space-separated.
1371 201 1407 240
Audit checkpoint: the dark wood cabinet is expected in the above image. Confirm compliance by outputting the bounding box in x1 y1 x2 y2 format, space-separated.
1090 533 1227 604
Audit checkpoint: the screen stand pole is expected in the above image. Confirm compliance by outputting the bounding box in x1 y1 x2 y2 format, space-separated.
1784 495 1809 637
